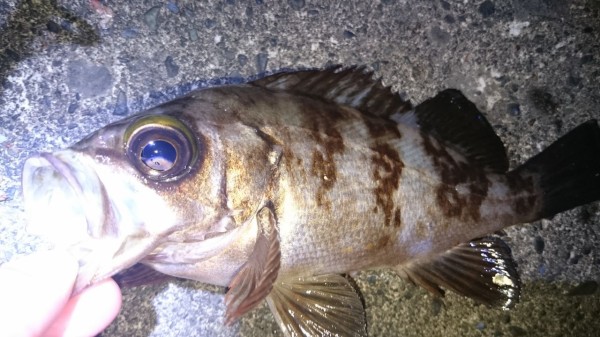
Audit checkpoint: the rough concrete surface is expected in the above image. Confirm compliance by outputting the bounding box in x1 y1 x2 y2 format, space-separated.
1 0 599 336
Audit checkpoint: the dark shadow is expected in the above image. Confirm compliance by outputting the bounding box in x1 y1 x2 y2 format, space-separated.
96 282 167 337
0 0 99 94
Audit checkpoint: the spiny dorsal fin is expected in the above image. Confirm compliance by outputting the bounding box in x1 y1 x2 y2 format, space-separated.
266 274 367 337
252 65 413 118
402 89 509 173
396 236 521 309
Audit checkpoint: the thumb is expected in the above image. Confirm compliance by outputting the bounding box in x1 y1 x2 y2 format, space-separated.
0 250 78 337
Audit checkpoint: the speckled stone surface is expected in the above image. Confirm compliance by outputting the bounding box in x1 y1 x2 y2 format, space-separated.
1 1 599 336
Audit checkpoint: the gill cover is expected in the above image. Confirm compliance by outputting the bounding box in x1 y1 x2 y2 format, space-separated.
124 115 201 182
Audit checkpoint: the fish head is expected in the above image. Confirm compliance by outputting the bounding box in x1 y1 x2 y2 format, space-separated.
22 92 279 291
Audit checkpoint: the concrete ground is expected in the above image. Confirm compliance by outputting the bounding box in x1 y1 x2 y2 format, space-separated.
1 0 599 336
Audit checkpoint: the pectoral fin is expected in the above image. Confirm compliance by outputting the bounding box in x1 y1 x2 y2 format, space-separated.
396 236 521 309
267 274 367 337
224 205 281 324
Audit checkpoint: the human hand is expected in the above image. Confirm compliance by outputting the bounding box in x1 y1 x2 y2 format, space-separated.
0 250 122 337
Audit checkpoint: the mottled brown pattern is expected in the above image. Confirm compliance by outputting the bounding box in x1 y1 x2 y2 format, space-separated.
371 143 404 227
377 234 393 249
514 195 537 216
308 110 345 208
506 171 535 194
363 118 402 139
421 133 490 222
506 172 537 217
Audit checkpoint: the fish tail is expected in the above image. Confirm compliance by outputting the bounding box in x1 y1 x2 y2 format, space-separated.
510 120 600 220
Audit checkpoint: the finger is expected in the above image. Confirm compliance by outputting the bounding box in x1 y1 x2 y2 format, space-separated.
0 250 78 337
43 278 122 337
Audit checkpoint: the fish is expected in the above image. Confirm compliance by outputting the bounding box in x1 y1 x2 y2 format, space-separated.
21 66 600 336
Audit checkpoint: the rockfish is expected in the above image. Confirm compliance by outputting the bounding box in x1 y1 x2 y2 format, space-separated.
22 67 600 336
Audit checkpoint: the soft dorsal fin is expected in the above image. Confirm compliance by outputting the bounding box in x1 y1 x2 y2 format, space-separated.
402 89 509 173
251 66 413 118
396 236 521 309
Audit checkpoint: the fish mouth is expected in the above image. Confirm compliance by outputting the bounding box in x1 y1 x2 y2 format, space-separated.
22 151 112 248
22 150 180 291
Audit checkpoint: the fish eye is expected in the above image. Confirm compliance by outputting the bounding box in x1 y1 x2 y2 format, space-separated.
125 115 199 181
141 140 177 171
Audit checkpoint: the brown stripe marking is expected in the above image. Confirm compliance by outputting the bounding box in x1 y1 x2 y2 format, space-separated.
421 133 490 222
364 117 402 139
308 108 345 209
506 171 538 217
371 143 404 227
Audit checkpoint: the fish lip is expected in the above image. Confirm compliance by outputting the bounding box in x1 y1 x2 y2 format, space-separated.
22 151 109 245
39 152 86 203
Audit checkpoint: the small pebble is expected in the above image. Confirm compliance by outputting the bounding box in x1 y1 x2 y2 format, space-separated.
122 28 138 39
165 56 180 77
60 20 73 31
67 102 79 114
568 253 582 265
430 298 443 316
144 5 162 31
166 1 180 13
582 245 592 255
46 20 61 33
538 264 547 276
366 275 377 284
256 52 268 73
113 90 129 116
533 235 544 254
508 326 527 337
238 54 248 67
204 18 217 29
507 102 521 116
479 1 495 18
288 0 305 10
307 9 319 16
443 14 455 24
188 28 198 41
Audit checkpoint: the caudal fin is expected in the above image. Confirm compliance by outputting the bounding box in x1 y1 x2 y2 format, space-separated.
512 120 600 219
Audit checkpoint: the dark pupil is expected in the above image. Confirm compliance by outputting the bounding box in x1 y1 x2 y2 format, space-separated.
140 140 177 171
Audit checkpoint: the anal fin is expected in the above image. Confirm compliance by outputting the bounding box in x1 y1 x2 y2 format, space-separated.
267 274 367 337
396 237 521 309
224 205 281 324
